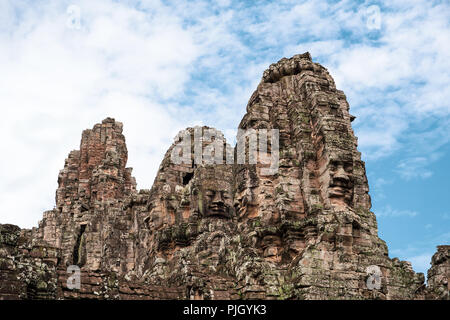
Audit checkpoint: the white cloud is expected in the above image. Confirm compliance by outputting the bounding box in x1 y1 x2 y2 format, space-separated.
0 0 449 229
377 205 418 218
370 177 393 200
396 157 434 180
0 0 199 228
396 152 443 180
408 253 432 275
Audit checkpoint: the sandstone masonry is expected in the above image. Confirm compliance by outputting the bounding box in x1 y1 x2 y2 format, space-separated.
0 53 448 300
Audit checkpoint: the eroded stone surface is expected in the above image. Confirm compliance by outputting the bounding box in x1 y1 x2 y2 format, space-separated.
0 53 447 300
426 245 449 299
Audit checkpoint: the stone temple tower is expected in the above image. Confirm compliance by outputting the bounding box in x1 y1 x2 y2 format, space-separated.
234 52 425 299
0 53 447 300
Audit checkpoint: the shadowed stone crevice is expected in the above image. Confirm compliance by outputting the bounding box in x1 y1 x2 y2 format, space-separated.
73 224 87 266
183 172 194 185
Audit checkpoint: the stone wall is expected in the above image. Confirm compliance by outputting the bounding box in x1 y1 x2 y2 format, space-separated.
0 224 58 299
426 245 449 299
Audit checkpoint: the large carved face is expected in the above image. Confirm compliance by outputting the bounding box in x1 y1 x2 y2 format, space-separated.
261 234 282 263
194 166 233 219
203 188 232 217
327 158 353 206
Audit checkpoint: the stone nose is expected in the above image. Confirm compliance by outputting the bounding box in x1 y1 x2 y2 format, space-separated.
333 166 349 181
212 192 224 204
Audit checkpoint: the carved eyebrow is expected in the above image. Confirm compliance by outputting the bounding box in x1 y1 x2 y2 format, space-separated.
329 160 339 166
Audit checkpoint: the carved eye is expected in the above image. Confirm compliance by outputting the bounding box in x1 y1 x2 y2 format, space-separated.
330 160 339 171
222 191 230 199
344 163 353 173
206 191 215 198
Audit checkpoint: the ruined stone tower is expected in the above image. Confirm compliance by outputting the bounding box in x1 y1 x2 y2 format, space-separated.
0 53 448 300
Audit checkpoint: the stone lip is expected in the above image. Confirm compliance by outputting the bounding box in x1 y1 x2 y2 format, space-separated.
0 53 447 300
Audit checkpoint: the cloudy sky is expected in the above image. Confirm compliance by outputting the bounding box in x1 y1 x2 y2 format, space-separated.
1 0 449 275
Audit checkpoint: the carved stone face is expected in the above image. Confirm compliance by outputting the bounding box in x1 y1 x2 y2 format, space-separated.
194 166 233 219
327 159 353 206
203 188 232 217
261 234 282 263
146 209 164 230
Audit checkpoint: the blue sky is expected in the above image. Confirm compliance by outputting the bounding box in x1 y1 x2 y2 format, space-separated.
0 0 449 275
